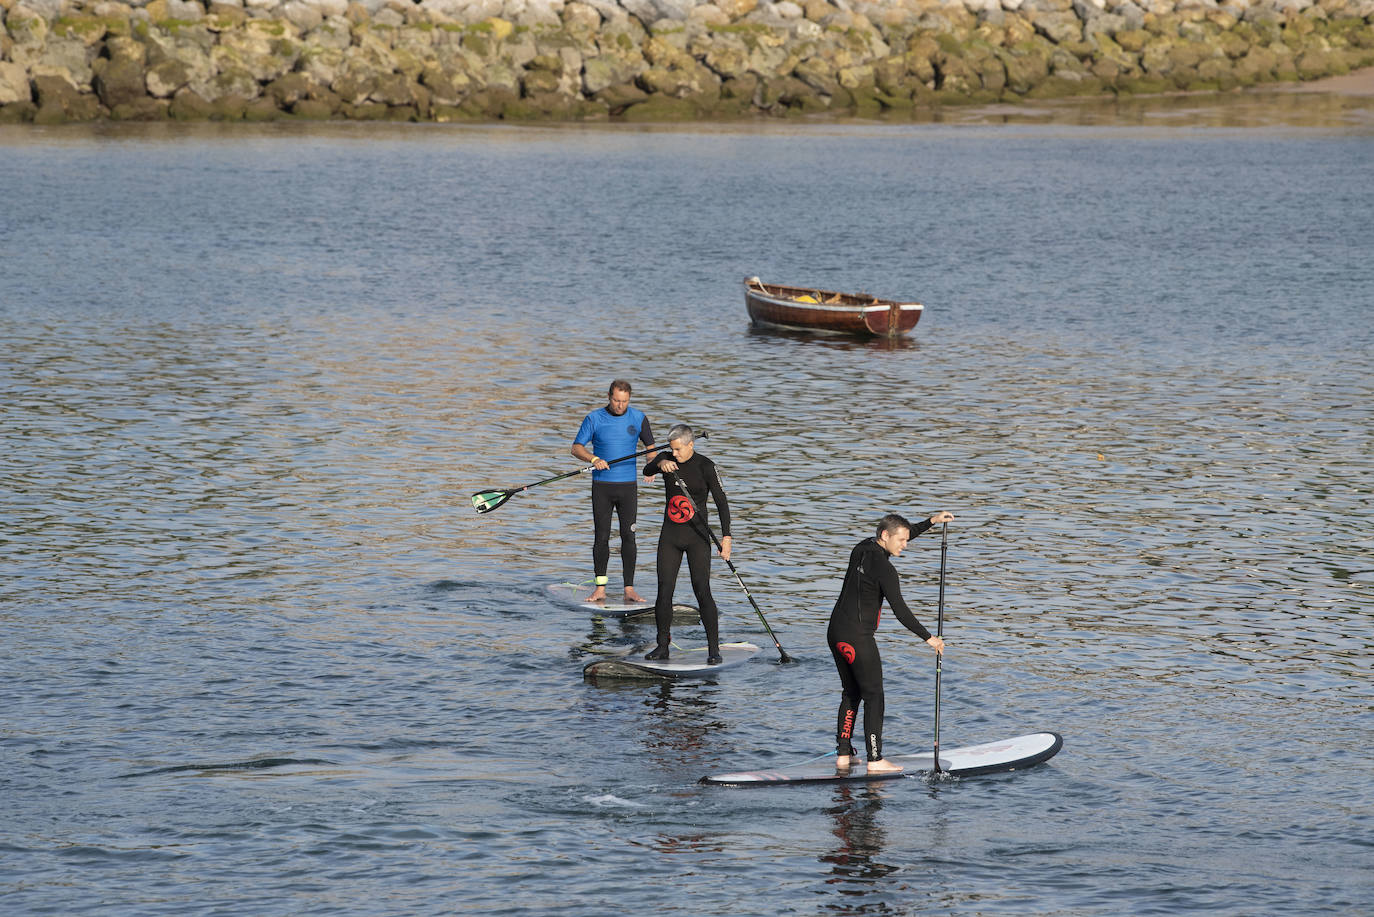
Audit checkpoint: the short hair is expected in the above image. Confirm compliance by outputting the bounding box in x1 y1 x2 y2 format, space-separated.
666 423 695 445
609 379 632 397
876 513 913 539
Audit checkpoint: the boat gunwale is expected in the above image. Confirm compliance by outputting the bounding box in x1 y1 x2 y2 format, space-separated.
744 279 923 314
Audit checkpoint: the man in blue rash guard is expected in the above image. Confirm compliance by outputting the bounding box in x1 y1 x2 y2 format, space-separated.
828 510 954 775
572 380 655 604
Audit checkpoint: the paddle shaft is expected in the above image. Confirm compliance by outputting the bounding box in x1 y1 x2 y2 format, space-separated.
471 436 705 513
514 442 659 491
933 521 948 773
668 472 794 664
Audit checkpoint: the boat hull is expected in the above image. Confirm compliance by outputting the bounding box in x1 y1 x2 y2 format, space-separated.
744 278 923 338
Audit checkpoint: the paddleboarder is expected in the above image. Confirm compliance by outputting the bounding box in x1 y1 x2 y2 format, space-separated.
572 380 655 605
641 424 731 663
829 510 954 775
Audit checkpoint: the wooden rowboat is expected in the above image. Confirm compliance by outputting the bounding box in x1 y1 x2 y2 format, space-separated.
744 277 923 338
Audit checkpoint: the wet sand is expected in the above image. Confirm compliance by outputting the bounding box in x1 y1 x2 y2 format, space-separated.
1279 65 1374 96
939 67 1374 129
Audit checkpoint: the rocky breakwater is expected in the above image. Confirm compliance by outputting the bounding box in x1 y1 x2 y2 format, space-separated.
2 0 1373 122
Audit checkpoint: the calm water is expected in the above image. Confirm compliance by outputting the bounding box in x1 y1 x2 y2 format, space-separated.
2 111 1372 915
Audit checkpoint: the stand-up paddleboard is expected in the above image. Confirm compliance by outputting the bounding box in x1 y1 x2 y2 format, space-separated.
584 642 761 680
700 732 1062 785
547 581 654 616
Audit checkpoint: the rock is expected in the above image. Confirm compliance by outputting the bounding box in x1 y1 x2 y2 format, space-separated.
146 57 192 96
110 96 168 119
303 17 353 51
1031 9 1083 41
207 66 262 99
688 3 728 25
32 72 102 122
50 15 110 48
0 61 33 104
243 96 286 119
715 0 757 18
203 92 246 119
1082 11 1127 36
17 0 63 20
621 0 696 22
165 0 206 19
999 40 1052 90
561 1 601 37
166 84 208 116
283 1 324 30
292 97 337 118
34 37 96 90
582 50 646 93
613 93 696 118
262 70 317 104
6 7 50 48
1114 27 1149 50
93 56 147 107
0 102 39 123
420 62 473 104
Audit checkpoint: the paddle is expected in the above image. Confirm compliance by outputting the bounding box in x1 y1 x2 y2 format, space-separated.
932 521 949 774
667 471 794 664
470 434 705 514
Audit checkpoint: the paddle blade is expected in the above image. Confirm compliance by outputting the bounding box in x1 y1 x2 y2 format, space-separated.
471 489 514 514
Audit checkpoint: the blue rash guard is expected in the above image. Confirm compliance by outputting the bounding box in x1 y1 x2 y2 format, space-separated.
573 405 653 483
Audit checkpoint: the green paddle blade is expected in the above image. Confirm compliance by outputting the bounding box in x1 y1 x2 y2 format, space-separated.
471 489 513 514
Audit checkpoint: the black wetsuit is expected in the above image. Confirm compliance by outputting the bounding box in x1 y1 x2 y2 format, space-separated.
643 451 731 655
827 522 935 761
591 482 638 587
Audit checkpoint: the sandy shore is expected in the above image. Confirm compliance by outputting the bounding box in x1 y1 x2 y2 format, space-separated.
1281 66 1374 96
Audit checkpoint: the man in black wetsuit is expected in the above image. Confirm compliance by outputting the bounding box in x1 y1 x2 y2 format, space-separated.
829 510 954 775
641 424 731 663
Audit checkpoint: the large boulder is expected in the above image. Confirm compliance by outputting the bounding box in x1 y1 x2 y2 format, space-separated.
420 60 474 104
93 56 147 107
0 62 34 104
6 6 50 50
620 0 696 23
1030 9 1084 42
32 72 102 122
33 37 97 90
298 46 348 86
169 86 214 119
146 58 193 96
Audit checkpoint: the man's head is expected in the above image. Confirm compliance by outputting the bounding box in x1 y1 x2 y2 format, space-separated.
666 423 695 463
875 513 913 556
607 380 632 416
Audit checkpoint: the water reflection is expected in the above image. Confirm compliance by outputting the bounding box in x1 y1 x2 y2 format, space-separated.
745 325 923 353
820 783 902 914
638 682 729 773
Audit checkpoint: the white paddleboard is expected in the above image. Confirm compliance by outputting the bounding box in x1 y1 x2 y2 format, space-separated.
700 732 1063 785
547 581 654 616
584 641 761 680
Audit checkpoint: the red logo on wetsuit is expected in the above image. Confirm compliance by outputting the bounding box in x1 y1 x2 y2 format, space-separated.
667 494 695 523
837 641 856 664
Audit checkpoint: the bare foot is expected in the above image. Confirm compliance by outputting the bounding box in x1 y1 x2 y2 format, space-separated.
585 586 607 603
624 587 645 603
836 755 852 772
865 759 903 775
